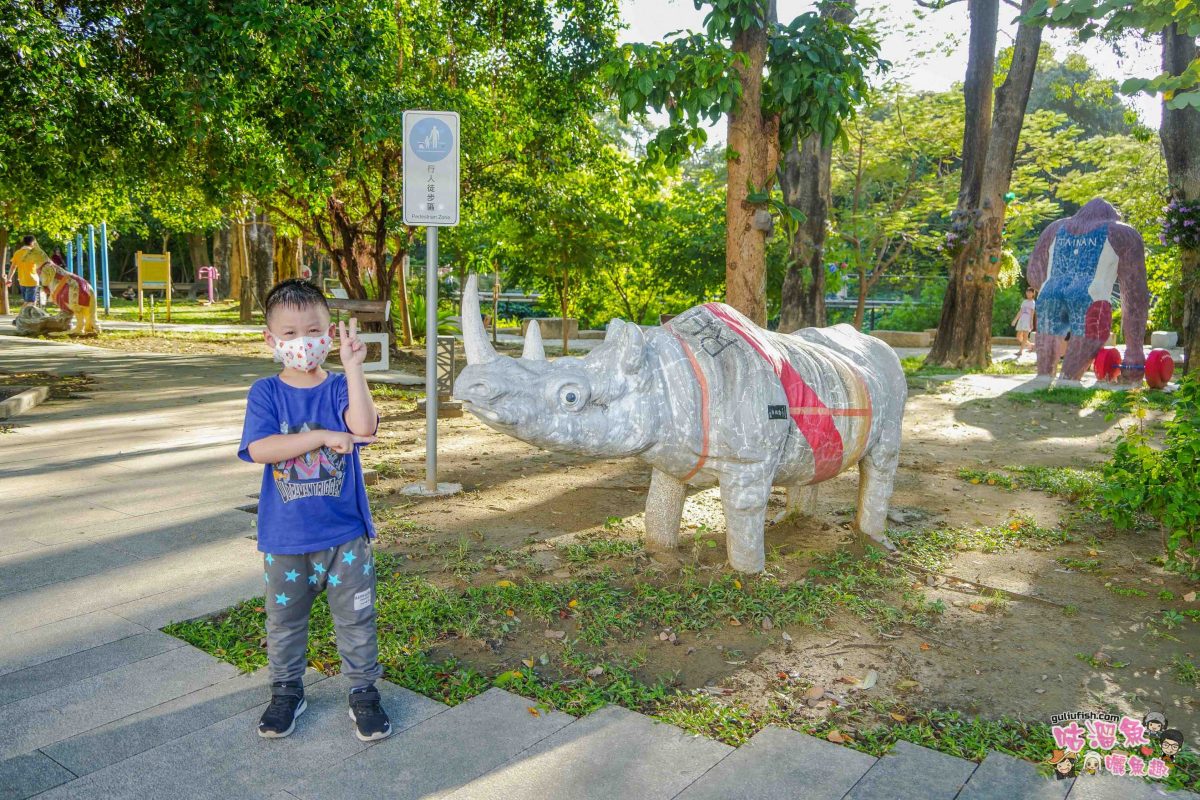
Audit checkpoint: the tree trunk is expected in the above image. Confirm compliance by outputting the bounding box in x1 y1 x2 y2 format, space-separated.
187 232 210 282
560 266 569 356
777 0 853 332
927 0 1041 368
854 268 868 329
0 228 9 316
213 221 231 300
1162 24 1200 373
274 235 301 282
725 1 779 326
246 212 275 313
234 219 253 323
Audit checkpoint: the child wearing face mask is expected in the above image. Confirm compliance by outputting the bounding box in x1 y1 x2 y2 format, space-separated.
238 278 391 743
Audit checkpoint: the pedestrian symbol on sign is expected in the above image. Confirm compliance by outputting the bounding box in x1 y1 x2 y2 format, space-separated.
410 118 454 163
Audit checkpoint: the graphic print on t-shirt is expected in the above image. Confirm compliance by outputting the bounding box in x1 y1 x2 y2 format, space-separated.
271 421 346 503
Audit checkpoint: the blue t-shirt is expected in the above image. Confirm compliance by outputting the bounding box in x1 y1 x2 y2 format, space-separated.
238 372 376 555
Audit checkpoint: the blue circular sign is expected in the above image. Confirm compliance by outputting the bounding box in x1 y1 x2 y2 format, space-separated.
410 118 454 163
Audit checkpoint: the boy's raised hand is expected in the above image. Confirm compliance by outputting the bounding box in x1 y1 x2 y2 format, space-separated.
339 317 367 369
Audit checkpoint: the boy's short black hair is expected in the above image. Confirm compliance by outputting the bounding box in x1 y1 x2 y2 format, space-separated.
1162 729 1184 745
21 235 34 246
264 278 328 323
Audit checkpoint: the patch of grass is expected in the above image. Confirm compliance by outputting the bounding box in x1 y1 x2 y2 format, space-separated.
955 465 1101 503
1171 656 1200 687
559 538 644 565
957 469 1016 489
900 357 1035 378
1107 585 1148 598
896 514 1070 572
1008 386 1175 413
370 385 423 402
103 297 263 326
1056 557 1102 573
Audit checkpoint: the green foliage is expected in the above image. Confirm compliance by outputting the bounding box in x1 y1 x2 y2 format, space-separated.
406 290 460 344
1098 376 1200 578
1027 0 1200 107
1147 250 1184 333
605 1 884 167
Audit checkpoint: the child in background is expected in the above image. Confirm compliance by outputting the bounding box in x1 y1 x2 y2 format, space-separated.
1012 287 1036 357
238 278 391 742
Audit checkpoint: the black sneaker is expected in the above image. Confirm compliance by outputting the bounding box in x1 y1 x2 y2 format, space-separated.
258 682 306 738
348 686 392 742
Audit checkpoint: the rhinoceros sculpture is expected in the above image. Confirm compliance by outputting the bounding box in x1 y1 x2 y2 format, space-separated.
452 275 906 573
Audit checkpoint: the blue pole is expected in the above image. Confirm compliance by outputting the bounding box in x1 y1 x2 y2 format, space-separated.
100 221 110 313
87 224 97 292
66 240 74 274
75 233 83 275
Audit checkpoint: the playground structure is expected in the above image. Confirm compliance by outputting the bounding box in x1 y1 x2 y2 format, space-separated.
197 265 220 304
61 222 112 315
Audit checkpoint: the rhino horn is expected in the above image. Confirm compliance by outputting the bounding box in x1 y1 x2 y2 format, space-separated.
522 320 546 361
462 273 498 365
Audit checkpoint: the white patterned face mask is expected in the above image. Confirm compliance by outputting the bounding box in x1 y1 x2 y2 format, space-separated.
272 334 332 371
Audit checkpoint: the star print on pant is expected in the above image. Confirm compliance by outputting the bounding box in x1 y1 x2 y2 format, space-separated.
261 535 381 687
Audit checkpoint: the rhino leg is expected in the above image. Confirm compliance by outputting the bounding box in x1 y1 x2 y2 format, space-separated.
644 468 686 552
856 439 898 552
719 471 770 573
774 483 817 524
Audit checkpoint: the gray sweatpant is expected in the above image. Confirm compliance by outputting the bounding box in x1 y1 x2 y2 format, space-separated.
262 534 383 689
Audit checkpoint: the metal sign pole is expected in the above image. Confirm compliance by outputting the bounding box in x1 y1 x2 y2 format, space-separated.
425 227 439 492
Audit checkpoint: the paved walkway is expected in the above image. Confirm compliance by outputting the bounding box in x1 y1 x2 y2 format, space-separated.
0 331 1194 799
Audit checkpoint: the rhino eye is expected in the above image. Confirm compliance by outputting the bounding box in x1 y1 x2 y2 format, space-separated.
558 384 587 411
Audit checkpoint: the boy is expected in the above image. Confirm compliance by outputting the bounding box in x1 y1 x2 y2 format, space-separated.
10 235 46 307
238 278 391 741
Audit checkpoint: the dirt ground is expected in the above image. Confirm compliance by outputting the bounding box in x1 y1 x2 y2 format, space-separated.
364 370 1200 745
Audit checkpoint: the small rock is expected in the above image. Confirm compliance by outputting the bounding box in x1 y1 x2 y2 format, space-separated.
587 666 605 678
762 617 774 631
544 629 566 640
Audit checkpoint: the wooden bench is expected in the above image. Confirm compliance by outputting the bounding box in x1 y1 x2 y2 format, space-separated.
327 298 391 371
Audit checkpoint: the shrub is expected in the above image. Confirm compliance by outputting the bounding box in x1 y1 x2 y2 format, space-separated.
1097 375 1200 579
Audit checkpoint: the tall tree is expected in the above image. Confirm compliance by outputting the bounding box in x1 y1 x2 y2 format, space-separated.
607 0 881 325
925 0 1045 368
778 0 857 331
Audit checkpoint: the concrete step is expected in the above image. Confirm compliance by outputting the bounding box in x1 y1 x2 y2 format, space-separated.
0 646 236 762
0 610 147 677
286 687 573 800
675 724 875 800
0 630 184 707
1065 773 1200 799
0 751 76 800
443 703 732 800
845 739 976 799
958 751 1072 800
36 676 443 800
0 536 259 637
42 670 326 778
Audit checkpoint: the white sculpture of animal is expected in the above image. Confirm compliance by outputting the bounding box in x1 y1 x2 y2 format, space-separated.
453 274 906 573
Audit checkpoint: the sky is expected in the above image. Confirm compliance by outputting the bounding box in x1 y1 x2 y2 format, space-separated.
617 0 1164 141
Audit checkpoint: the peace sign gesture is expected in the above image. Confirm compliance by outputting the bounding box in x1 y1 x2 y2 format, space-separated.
339 317 367 369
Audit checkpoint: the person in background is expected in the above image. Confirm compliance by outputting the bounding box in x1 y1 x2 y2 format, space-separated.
51 248 66 268
10 236 48 308
1011 287 1036 357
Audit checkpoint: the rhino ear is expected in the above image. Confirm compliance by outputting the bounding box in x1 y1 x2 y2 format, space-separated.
604 319 646 374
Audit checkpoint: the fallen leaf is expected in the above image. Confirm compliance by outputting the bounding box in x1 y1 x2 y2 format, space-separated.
827 730 847 744
495 579 515 588
544 629 566 640
969 603 987 613
895 679 921 692
777 672 789 681
522 658 535 668
527 707 540 717
860 670 878 690
568 598 579 608
505 609 515 617
919 643 931 651
733 579 742 590
836 675 858 684
889 712 908 723
729 617 742 626
781 632 793 643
